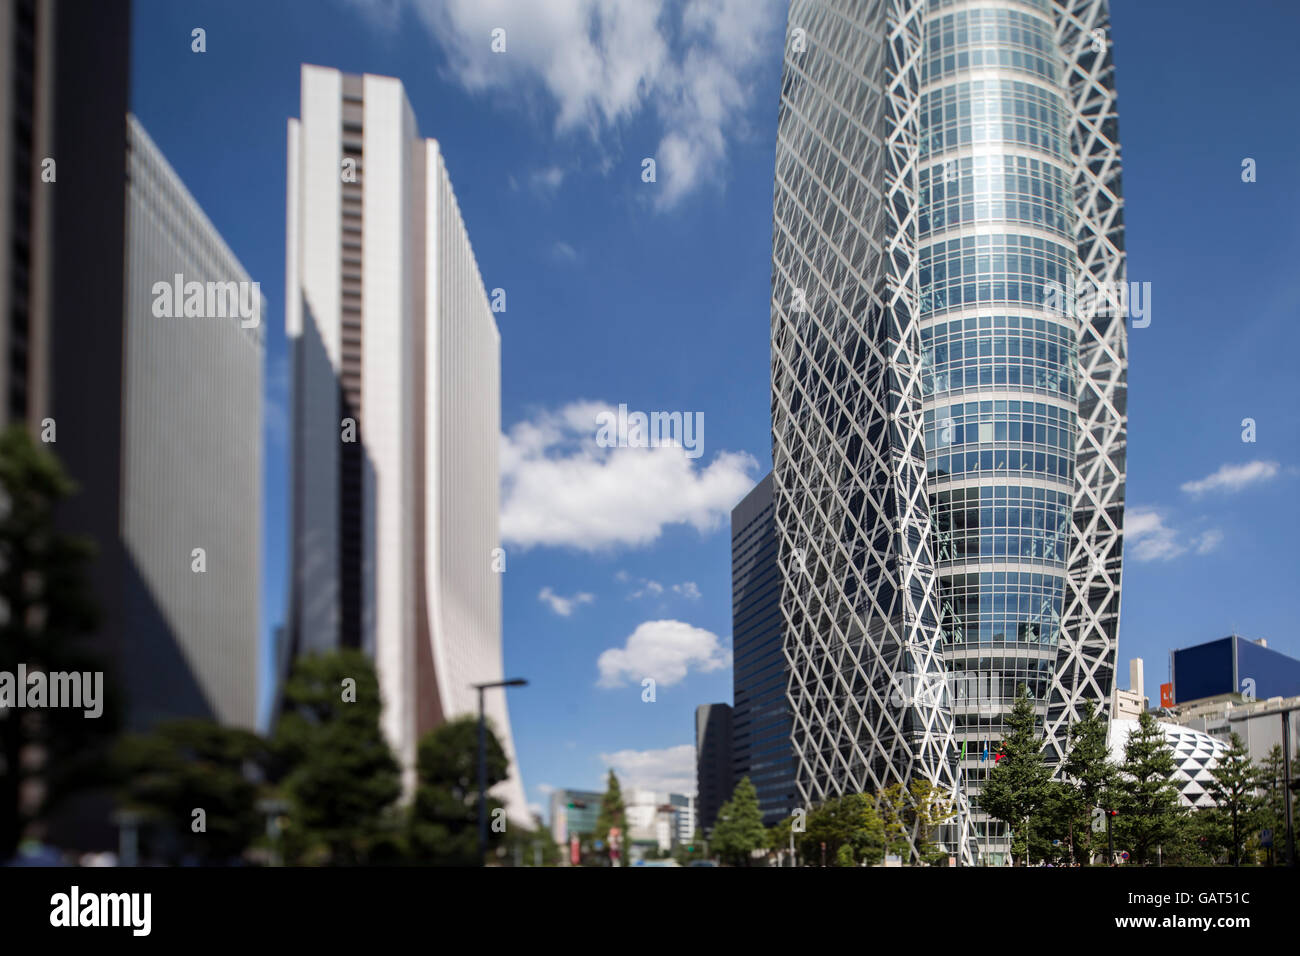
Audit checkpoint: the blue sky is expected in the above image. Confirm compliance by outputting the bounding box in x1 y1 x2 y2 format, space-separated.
130 0 1300 819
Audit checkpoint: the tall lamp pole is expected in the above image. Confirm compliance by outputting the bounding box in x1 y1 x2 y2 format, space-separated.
474 678 528 865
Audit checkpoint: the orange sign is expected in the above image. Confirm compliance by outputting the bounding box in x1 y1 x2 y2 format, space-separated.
1160 683 1173 708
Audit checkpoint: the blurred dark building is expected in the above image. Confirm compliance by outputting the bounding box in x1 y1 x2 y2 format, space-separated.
1 0 262 735
1171 634 1300 706
730 472 795 825
694 702 732 834
1 0 131 709
1 1 266 854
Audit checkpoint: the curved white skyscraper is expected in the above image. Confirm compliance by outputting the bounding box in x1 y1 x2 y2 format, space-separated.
285 65 528 824
771 0 1126 862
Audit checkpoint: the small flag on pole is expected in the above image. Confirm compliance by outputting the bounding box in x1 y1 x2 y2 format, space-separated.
981 742 989 762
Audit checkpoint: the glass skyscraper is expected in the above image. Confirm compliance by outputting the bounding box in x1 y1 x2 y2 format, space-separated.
731 473 797 826
771 0 1126 863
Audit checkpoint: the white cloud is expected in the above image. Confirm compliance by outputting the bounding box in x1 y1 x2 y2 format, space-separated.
600 744 696 795
538 586 595 616
379 0 781 210
629 579 664 599
531 165 565 193
1126 507 1223 562
500 401 757 551
536 782 555 796
1194 528 1224 555
552 239 580 263
596 619 730 687
672 581 701 599
1181 460 1280 496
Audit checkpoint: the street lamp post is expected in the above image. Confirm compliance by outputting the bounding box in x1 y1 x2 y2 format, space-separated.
474 678 528 864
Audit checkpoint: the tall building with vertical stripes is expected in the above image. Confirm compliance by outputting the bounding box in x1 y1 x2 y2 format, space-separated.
770 0 1126 862
285 65 527 821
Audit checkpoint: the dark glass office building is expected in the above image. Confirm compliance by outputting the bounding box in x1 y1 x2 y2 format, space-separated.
731 472 796 826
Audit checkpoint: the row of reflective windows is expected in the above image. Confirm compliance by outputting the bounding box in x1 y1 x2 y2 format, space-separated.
931 485 1072 565
928 448 1074 483
920 233 1076 316
923 313 1075 337
937 571 1065 645
923 358 1075 398
927 418 1074 453
927 0 1052 12
923 47 1059 86
923 8 1061 85
920 80 1070 161
925 408 1076 455
925 396 1076 433
918 154 1074 238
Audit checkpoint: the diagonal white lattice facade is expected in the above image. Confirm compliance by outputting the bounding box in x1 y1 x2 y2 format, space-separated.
1044 0 1128 767
771 0 1125 864
771 0 973 864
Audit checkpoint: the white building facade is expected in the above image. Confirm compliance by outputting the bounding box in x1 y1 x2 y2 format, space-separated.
285 65 526 820
123 115 263 730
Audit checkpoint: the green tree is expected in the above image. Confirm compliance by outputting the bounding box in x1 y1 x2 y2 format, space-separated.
835 843 856 867
1063 700 1118 864
1257 745 1295 865
408 715 507 866
1162 808 1226 866
1028 780 1079 864
0 425 119 861
978 684 1052 865
115 718 267 864
876 781 956 865
802 793 884 866
1114 711 1182 865
1208 732 1262 866
272 650 401 864
593 769 628 867
711 776 768 866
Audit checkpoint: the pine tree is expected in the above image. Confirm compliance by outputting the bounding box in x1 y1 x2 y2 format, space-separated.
710 776 767 866
1208 732 1262 866
1063 700 1118 864
1114 711 1182 865
977 684 1052 865
593 769 628 867
1257 745 1294 865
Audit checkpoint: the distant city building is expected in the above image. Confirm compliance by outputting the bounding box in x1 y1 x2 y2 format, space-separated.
626 789 694 853
284 65 526 819
730 471 795 825
1108 719 1227 810
1112 658 1148 720
549 788 602 847
1169 634 1300 707
1162 695 1300 767
695 703 733 833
